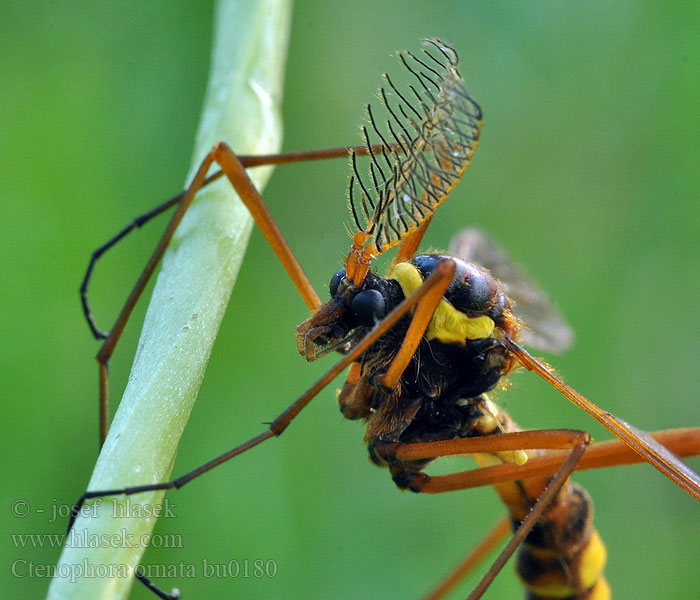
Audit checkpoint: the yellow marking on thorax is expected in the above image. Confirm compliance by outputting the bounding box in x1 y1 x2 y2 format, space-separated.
389 262 495 344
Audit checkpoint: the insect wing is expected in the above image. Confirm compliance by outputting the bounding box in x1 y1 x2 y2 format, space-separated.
449 228 573 353
349 39 482 256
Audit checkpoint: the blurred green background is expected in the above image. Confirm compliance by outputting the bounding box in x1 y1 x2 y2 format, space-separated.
2 1 699 598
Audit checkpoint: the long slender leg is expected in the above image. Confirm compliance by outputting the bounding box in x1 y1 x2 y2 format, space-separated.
466 437 589 600
375 427 700 493
81 169 223 340
502 335 700 500
449 426 700 490
375 429 588 491
87 142 397 444
70 260 457 530
93 147 223 444
377 429 591 600
81 143 393 339
382 428 700 599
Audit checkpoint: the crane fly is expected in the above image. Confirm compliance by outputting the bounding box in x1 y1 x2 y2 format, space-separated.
71 39 700 599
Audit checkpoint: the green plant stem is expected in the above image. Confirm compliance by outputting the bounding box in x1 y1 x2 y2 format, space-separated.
47 1 291 598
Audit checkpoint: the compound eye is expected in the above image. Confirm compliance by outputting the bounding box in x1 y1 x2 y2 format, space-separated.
350 289 386 327
329 268 347 297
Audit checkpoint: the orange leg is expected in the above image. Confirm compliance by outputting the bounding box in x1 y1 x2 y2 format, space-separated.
376 427 700 493
81 143 394 336
70 260 457 529
376 429 592 600
86 142 398 445
381 427 700 599
502 335 700 500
